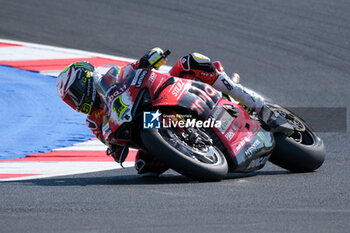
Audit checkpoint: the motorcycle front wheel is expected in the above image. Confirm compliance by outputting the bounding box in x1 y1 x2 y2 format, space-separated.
140 127 228 182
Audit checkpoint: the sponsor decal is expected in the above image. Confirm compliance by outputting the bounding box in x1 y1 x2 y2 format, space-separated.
234 132 253 154
146 72 157 87
225 129 235 141
170 79 185 98
217 111 233 134
80 103 92 114
244 139 261 158
107 84 128 103
204 85 216 97
200 72 217 78
190 98 206 115
189 85 217 116
234 136 250 154
135 70 148 88
210 104 224 121
257 131 268 147
221 79 233 90
112 95 129 121
94 111 102 120
131 69 140 86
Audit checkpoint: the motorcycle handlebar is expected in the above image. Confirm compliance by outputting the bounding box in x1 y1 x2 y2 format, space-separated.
164 49 171 57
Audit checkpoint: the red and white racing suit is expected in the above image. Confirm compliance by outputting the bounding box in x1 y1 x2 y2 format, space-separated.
86 52 264 176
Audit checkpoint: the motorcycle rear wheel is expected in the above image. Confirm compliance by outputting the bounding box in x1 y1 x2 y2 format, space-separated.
140 128 228 182
267 105 326 172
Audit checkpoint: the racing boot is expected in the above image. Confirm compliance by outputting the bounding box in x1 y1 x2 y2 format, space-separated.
169 52 220 84
135 150 169 177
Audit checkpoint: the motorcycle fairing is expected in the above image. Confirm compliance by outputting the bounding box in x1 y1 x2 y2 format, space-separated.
151 78 274 171
231 129 274 172
152 77 222 120
100 67 274 172
208 99 274 171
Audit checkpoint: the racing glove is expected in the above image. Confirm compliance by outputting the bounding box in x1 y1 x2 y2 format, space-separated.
139 47 167 69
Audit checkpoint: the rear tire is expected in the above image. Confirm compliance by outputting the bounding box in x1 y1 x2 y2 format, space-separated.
268 105 326 172
141 128 228 182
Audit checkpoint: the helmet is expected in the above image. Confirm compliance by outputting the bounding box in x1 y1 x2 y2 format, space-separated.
56 62 97 115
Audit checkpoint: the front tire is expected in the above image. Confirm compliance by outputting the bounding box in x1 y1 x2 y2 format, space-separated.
141 128 228 182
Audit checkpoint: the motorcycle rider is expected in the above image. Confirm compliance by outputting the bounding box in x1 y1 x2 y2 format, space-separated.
56 48 265 176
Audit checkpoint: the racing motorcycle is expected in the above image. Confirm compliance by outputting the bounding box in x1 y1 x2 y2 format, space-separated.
97 50 325 181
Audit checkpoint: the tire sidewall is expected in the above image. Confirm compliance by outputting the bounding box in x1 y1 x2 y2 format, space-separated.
269 124 326 172
141 129 228 181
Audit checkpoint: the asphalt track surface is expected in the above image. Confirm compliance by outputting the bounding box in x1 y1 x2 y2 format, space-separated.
1 0 350 232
